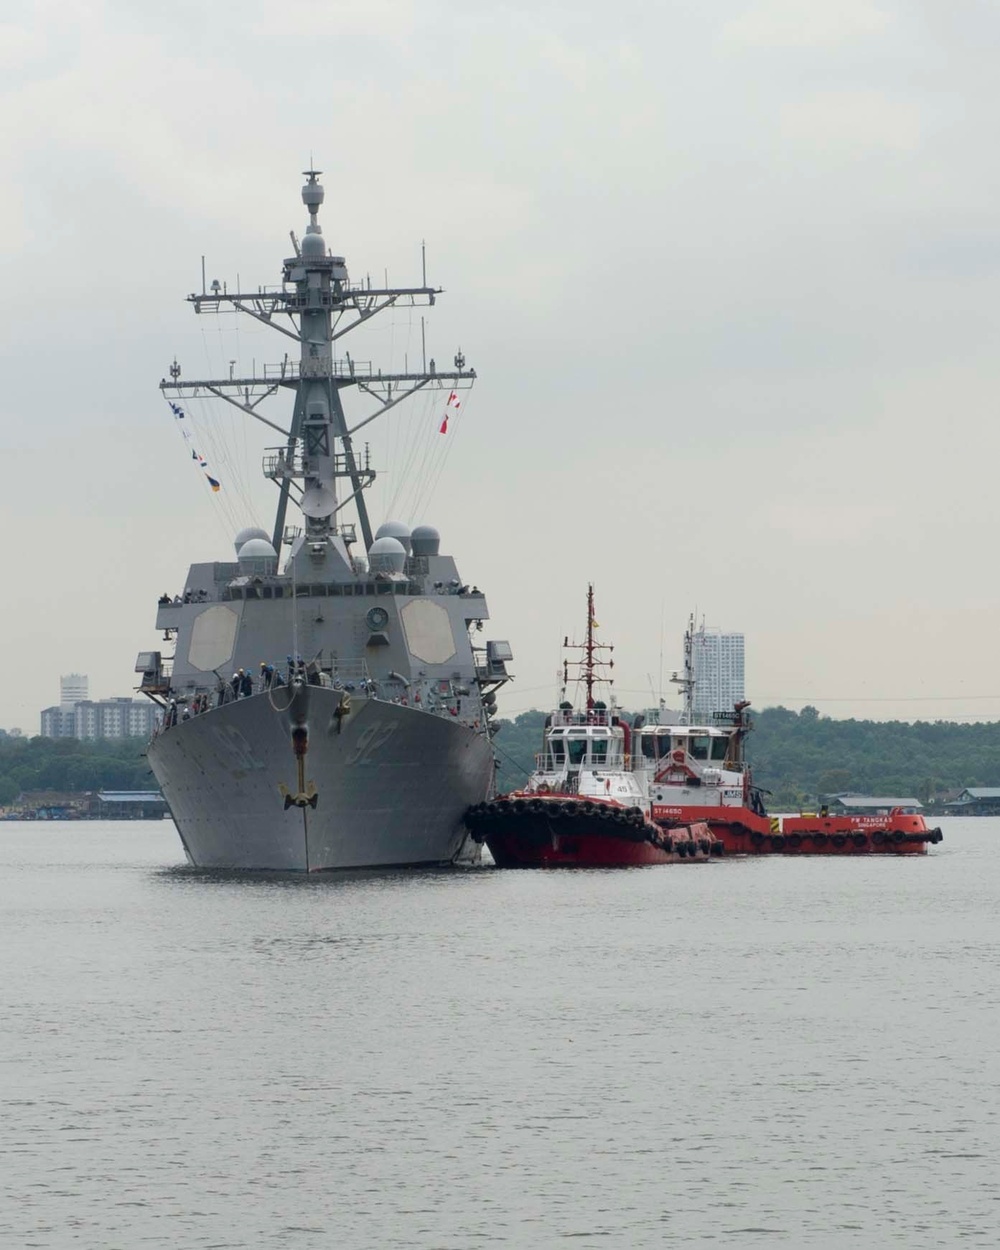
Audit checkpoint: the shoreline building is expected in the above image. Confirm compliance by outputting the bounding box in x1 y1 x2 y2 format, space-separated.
60 673 89 708
40 679 160 740
691 623 745 718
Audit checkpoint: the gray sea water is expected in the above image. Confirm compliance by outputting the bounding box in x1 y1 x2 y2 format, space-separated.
1 818 997 1249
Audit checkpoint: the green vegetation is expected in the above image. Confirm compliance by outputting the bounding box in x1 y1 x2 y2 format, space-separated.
0 736 154 806
492 706 1000 808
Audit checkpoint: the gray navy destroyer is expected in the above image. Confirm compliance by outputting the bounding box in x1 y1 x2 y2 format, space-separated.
137 169 512 870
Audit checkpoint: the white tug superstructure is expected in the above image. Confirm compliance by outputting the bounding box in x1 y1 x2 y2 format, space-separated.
524 702 645 807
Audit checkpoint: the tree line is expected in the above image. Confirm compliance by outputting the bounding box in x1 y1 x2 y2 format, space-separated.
0 736 154 806
492 706 1000 808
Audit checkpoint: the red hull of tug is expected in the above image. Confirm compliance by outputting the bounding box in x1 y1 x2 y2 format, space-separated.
652 806 940 855
653 804 771 855
487 831 696 868
775 812 938 856
465 798 718 868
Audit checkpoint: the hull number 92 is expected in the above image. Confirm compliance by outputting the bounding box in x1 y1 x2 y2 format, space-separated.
347 721 399 766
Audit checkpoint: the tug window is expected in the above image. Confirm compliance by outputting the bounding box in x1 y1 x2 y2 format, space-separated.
590 738 608 762
567 735 588 766
690 736 710 760
711 738 728 761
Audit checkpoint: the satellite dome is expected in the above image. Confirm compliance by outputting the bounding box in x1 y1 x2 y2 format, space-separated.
237 538 278 574
234 526 269 555
300 230 326 258
411 524 441 557
368 536 406 574
238 538 277 560
375 520 412 554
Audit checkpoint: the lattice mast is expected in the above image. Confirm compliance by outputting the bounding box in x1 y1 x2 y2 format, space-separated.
563 584 614 709
160 169 475 554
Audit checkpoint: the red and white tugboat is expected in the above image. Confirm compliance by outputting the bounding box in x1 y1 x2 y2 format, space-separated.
464 588 720 867
631 618 772 855
634 620 941 855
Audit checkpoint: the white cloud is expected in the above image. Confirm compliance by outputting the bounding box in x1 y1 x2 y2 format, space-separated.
247 0 421 45
0 22 45 70
723 0 891 48
779 89 921 153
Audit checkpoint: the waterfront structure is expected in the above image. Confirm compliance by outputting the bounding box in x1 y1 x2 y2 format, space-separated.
827 794 923 816
945 787 1000 816
95 791 168 819
690 622 745 717
4 790 166 820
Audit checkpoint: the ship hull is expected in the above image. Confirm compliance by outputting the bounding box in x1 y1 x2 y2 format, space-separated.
466 799 718 868
148 691 493 870
653 804 938 856
653 803 771 855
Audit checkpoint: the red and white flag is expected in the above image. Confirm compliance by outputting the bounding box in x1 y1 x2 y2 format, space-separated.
439 390 461 434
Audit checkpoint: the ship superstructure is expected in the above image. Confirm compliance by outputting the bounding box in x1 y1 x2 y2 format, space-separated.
138 170 512 870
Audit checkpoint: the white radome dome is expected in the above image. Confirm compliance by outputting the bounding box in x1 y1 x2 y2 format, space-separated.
375 520 412 554
238 538 278 561
234 526 269 555
411 524 441 557
368 536 407 574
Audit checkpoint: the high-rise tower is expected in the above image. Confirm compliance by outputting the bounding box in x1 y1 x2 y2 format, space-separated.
60 674 89 708
690 625 744 717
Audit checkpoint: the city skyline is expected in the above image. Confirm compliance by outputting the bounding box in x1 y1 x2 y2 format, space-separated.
39 673 160 740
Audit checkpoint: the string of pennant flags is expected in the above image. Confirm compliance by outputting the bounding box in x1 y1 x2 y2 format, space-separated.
168 401 221 492
168 385 459 496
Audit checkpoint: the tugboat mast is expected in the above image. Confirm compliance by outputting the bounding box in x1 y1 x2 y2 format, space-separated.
563 584 614 710
670 613 696 724
160 168 475 556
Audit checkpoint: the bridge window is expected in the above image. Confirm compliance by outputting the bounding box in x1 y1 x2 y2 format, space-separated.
567 733 588 766
690 736 710 760
711 738 728 761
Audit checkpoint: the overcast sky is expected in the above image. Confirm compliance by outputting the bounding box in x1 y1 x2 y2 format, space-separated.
3 0 1000 731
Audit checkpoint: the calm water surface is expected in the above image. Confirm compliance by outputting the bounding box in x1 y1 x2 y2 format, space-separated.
1 818 997 1248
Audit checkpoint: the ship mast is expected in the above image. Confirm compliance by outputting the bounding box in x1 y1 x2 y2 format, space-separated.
159 169 475 556
563 584 614 710
669 613 696 724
